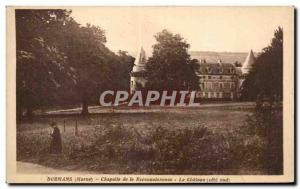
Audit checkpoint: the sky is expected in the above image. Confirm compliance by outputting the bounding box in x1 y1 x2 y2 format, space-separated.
71 7 290 56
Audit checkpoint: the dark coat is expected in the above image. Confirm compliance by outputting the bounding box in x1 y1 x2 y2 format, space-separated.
50 126 62 154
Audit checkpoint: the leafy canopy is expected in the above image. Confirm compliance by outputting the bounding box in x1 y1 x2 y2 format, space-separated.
145 29 199 91
16 9 134 116
241 27 283 100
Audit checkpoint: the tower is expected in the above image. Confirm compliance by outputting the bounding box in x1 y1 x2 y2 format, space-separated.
237 50 256 99
130 47 147 94
241 49 255 75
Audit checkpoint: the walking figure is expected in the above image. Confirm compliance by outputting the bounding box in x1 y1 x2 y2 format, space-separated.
49 122 62 154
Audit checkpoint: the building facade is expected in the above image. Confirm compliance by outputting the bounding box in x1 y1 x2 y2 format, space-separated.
130 48 255 100
196 60 240 100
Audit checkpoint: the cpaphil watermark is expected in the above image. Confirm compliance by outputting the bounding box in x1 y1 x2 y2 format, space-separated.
99 91 200 107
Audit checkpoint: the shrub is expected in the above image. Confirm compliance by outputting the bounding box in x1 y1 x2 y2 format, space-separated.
70 125 240 174
242 105 283 174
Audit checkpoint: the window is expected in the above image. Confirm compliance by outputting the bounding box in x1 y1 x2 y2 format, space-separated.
219 68 223 73
208 76 211 79
206 67 212 73
230 82 235 89
232 83 235 89
219 82 223 89
200 83 204 90
206 82 210 89
229 68 235 74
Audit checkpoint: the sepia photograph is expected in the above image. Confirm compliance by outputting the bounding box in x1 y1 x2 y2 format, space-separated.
6 6 294 183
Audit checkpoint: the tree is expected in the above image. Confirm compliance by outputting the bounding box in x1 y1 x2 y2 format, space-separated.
241 27 283 101
16 9 135 116
113 51 135 90
234 61 242 67
58 23 135 114
145 30 199 91
59 23 109 114
16 9 76 117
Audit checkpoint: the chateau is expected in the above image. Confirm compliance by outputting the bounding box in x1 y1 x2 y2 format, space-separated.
130 48 256 100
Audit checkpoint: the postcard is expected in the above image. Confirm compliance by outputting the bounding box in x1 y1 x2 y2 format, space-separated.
6 6 294 183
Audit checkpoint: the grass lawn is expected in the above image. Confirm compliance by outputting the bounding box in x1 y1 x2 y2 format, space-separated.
16 102 282 175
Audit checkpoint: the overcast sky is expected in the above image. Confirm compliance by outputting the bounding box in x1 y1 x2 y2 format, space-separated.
71 7 289 55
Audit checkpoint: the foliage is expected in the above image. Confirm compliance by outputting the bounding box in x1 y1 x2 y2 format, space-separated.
57 21 131 114
16 10 77 117
16 10 134 117
16 105 282 175
241 27 283 100
242 103 283 174
145 29 199 91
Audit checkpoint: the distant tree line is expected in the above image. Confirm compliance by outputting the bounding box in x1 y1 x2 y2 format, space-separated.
16 9 134 117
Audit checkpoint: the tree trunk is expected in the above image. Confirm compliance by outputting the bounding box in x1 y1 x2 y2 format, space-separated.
81 99 89 115
16 106 23 120
25 106 33 117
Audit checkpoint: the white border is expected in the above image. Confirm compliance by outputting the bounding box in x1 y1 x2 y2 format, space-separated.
1 0 299 188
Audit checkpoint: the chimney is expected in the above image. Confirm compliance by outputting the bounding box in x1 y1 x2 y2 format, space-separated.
200 59 206 64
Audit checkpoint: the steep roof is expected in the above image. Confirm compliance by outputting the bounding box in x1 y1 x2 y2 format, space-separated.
132 47 147 73
242 50 255 74
190 51 248 64
197 62 237 75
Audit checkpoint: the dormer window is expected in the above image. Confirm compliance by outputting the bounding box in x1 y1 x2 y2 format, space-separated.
206 67 212 73
228 68 235 74
219 68 223 73
231 68 235 74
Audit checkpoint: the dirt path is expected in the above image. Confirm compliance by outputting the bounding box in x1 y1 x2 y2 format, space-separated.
45 102 255 115
17 161 78 174
17 161 265 175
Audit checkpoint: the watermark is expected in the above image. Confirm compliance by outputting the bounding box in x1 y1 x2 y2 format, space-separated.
99 91 200 107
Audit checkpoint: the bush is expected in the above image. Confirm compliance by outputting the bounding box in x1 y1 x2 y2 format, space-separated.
16 106 282 174
70 125 240 174
241 105 283 174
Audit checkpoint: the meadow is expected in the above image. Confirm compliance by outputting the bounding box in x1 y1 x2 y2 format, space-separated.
17 103 283 175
